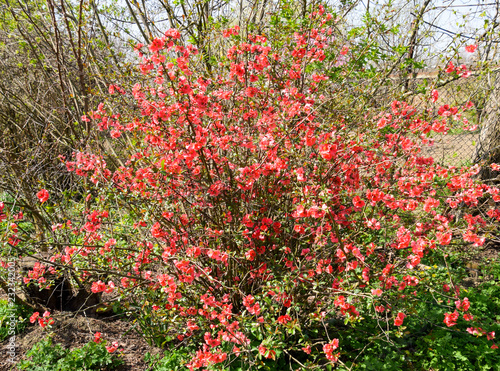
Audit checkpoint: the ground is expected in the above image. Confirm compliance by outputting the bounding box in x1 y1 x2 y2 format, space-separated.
0 310 163 371
422 132 479 167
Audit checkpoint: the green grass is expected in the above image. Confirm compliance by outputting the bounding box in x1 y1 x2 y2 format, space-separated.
0 299 30 341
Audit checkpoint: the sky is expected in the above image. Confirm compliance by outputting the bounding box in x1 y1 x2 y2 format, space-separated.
345 0 500 66
99 0 500 68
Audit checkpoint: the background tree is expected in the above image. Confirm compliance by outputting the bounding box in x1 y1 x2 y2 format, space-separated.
0 0 131 309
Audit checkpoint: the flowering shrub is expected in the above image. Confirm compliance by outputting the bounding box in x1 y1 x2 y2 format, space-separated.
4 5 499 369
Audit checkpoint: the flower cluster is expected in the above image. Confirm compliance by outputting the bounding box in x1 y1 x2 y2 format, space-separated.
30 311 54 329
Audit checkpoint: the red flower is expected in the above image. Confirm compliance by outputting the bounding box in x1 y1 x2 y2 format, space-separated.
94 332 102 343
277 314 292 324
431 89 439 103
165 29 181 39
463 314 474 321
106 341 119 353
148 38 165 52
423 197 439 212
258 344 276 359
465 44 477 53
438 104 458 117
29 312 39 323
105 280 115 293
467 327 484 336
245 249 256 261
323 339 340 362
110 129 121 138
436 232 452 246
445 61 455 73
91 280 107 293
31 311 54 329
352 196 365 209
394 312 406 326
455 297 470 312
444 311 459 327
37 189 49 203
319 143 337 161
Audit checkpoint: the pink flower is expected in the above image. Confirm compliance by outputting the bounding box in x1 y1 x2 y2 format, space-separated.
37 189 49 203
94 332 102 343
465 44 477 53
467 327 484 336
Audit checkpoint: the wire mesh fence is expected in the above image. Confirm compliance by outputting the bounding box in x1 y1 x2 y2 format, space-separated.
409 70 498 167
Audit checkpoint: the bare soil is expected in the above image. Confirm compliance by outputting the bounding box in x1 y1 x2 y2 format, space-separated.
0 311 163 371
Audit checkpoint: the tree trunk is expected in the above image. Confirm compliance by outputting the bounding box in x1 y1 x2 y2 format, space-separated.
475 72 500 180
